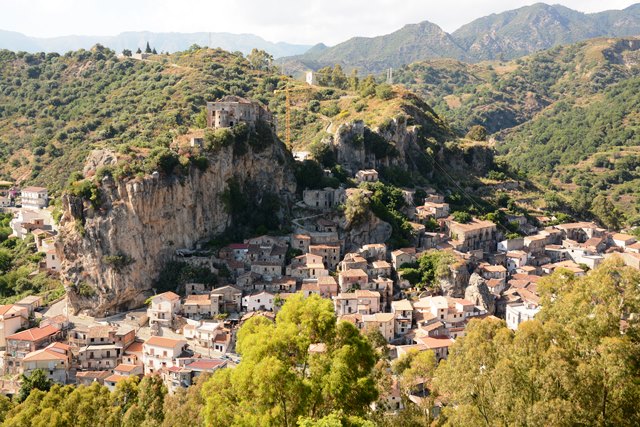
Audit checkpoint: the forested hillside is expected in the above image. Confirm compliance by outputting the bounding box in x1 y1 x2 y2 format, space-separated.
393 37 640 224
0 45 297 191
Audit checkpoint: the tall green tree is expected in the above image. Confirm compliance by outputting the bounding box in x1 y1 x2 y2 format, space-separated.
434 258 640 426
331 64 348 89
202 293 379 426
591 193 623 230
17 369 53 403
247 49 273 71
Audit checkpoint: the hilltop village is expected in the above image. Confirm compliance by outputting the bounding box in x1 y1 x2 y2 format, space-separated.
0 93 639 414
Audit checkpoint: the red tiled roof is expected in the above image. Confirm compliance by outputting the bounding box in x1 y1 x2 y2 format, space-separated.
154 291 180 301
186 359 226 370
114 364 139 373
417 336 455 348
145 336 186 348
7 325 59 342
23 348 68 362
105 374 127 383
125 341 144 353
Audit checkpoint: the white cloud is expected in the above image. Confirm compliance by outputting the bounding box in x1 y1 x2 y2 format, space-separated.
0 0 637 45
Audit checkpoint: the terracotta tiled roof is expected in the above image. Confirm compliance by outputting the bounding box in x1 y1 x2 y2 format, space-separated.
105 374 127 383
417 336 455 348
145 336 186 348
114 364 139 373
317 276 337 285
186 359 226 370
23 348 68 362
339 269 367 278
125 341 144 353
154 291 180 301
22 186 47 192
7 325 59 342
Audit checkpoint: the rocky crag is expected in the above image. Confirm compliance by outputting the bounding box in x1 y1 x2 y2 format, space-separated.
57 141 296 316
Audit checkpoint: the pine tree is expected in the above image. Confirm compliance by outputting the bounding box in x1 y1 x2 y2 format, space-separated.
145 42 152 53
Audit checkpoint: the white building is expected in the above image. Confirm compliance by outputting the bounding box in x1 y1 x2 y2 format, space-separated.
242 291 275 312
355 169 379 183
333 290 381 316
0 305 29 350
305 71 317 85
142 336 188 374
362 312 395 343
506 250 528 274
506 303 540 330
20 187 48 209
147 292 181 328
391 299 413 337
9 210 48 240
44 249 61 272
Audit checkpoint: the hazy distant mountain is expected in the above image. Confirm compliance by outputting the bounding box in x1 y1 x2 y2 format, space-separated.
280 2 640 74
279 21 465 75
452 2 640 61
0 30 311 58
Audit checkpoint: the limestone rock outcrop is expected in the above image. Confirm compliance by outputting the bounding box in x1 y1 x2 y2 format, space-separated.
438 261 470 297
465 273 496 314
82 149 118 176
58 141 295 316
343 214 392 252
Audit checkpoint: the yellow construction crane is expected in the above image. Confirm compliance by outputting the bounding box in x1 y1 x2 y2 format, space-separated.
274 84 313 148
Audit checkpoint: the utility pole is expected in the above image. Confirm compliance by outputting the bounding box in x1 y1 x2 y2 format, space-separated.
386 67 393 85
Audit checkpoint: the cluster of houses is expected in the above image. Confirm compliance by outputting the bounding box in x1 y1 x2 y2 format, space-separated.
2 175 639 408
1 102 639 413
3 186 61 273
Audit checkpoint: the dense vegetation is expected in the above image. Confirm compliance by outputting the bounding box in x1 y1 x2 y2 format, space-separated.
392 37 640 225
0 44 283 191
435 257 640 426
398 251 456 291
0 213 64 304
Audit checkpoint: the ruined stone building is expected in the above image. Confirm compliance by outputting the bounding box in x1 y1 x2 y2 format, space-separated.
206 95 273 129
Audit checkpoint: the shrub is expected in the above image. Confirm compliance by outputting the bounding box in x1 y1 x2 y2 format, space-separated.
375 83 394 100
452 211 472 223
465 125 488 141
204 128 234 151
102 253 133 270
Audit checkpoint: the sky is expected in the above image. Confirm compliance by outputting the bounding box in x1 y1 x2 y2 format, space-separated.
1 0 638 45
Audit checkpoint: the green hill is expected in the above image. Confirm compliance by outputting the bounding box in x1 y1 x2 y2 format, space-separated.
0 45 285 191
393 37 640 223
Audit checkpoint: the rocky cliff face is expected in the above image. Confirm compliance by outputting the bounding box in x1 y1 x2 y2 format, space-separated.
465 273 496 314
57 141 296 316
328 98 492 179
342 214 392 252
438 261 470 297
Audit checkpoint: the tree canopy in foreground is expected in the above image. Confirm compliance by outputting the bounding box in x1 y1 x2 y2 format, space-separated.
1 258 639 426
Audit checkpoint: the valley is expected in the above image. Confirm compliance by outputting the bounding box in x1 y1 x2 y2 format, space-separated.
0 2 639 426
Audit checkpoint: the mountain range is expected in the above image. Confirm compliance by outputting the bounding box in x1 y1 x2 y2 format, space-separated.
0 29 311 58
3 3 640 68
280 2 640 73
